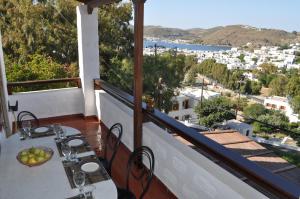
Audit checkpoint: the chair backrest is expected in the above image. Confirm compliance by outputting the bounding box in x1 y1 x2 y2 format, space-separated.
17 111 39 130
104 123 123 174
126 146 155 199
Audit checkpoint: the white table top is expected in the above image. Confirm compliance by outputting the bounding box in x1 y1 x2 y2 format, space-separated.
0 126 117 199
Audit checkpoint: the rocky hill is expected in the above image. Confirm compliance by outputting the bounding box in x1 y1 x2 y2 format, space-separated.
144 25 300 47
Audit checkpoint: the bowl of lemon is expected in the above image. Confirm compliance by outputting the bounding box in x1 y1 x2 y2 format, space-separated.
17 147 53 167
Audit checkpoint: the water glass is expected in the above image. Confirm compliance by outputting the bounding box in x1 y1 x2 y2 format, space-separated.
70 149 78 162
73 171 86 196
84 185 96 199
53 123 61 139
22 121 31 138
61 143 71 161
59 129 66 140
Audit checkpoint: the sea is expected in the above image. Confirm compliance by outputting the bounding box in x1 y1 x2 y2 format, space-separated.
144 40 231 52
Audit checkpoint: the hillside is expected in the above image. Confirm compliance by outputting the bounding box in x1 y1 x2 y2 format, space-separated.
144 25 300 47
144 26 195 40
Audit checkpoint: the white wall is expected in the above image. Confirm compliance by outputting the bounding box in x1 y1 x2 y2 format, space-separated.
8 88 84 123
96 90 267 199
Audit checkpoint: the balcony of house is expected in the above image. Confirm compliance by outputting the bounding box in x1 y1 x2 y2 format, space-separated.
1 77 300 199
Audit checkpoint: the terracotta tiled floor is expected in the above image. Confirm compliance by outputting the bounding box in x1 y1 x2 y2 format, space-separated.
40 115 177 199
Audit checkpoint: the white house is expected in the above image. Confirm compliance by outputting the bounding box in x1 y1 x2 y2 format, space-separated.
224 119 253 137
168 87 220 122
263 96 300 123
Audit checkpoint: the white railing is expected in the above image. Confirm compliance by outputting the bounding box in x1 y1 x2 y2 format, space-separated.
96 90 267 199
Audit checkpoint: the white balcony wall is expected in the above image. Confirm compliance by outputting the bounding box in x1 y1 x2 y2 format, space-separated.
96 90 267 199
8 88 84 123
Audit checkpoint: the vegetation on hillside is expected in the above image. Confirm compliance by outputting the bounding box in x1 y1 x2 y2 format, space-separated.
185 59 261 95
194 96 235 127
0 0 134 90
145 25 300 47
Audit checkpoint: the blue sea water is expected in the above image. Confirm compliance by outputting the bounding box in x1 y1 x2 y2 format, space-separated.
144 40 231 52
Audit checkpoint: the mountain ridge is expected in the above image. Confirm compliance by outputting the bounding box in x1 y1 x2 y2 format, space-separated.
144 25 300 47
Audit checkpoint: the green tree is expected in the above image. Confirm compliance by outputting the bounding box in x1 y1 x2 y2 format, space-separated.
243 103 268 122
232 97 249 112
253 111 289 134
240 80 252 94
238 54 245 63
143 52 190 112
259 63 277 74
0 0 135 92
250 81 262 95
99 2 134 80
269 75 288 96
195 96 235 127
286 77 300 97
0 0 79 65
291 96 300 116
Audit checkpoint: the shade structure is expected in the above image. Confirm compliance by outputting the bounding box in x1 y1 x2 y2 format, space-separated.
75 0 145 150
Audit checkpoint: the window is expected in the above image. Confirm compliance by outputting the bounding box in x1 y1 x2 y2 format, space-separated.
266 103 271 107
183 115 190 121
172 102 179 111
174 116 179 120
182 99 189 109
246 130 250 137
280 106 286 110
271 104 276 109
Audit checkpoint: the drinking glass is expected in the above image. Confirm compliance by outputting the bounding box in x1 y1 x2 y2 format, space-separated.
84 185 96 199
22 121 31 138
73 171 86 196
53 123 61 140
61 143 71 161
59 129 66 140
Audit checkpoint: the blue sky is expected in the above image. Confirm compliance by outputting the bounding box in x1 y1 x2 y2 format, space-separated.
143 0 300 32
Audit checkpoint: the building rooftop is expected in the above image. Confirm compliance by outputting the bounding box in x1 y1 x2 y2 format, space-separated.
180 87 221 100
265 96 289 103
174 129 300 192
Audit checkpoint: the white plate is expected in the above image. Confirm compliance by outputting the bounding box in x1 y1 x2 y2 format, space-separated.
81 162 99 173
34 127 49 133
67 139 84 147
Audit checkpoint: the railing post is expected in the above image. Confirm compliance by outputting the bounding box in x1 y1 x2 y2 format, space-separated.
133 0 145 150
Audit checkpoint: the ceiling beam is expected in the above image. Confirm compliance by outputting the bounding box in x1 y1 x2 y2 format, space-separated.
76 0 117 14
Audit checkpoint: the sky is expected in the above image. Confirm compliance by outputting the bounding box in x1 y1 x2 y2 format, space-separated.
141 0 300 32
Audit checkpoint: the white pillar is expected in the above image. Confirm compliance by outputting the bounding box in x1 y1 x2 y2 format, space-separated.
0 31 12 136
77 5 100 117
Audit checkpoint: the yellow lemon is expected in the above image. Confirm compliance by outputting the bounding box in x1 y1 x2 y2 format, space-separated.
20 156 29 164
28 158 37 165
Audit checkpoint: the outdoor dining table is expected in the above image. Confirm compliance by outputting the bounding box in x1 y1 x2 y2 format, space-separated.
0 126 117 199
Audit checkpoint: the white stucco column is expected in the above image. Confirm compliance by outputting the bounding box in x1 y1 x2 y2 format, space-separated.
77 5 100 117
0 31 11 136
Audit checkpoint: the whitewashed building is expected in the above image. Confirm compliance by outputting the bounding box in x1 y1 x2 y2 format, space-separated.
168 87 221 122
263 96 300 123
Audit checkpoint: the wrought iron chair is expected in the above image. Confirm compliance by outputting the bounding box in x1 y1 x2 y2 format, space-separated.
117 146 155 199
98 123 123 175
17 111 39 130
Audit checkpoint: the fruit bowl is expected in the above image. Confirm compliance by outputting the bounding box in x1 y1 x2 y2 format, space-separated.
17 147 53 167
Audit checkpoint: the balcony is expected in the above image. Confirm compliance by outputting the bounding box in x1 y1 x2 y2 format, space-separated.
1 77 299 198
0 1 300 199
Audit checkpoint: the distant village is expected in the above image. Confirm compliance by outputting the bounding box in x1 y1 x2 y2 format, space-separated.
144 39 300 150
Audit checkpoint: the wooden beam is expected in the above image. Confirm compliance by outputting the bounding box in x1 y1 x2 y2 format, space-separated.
76 0 116 5
222 139 252 146
133 0 145 150
75 0 117 14
243 150 273 158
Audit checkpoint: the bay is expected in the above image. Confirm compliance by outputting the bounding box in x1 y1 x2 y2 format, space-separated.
144 40 231 52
